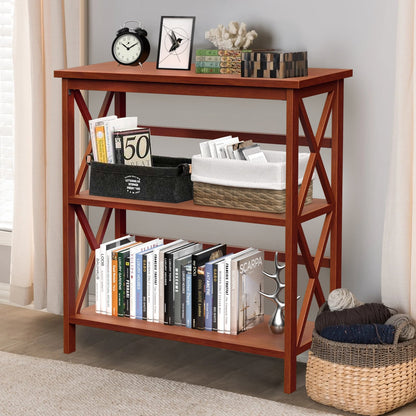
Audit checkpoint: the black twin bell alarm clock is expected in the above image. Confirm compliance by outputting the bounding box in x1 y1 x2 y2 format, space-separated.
112 21 150 66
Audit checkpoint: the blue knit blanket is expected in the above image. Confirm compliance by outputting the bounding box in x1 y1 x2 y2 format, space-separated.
320 324 396 344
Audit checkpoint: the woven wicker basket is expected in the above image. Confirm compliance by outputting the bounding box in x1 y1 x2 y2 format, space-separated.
306 327 416 416
193 182 313 213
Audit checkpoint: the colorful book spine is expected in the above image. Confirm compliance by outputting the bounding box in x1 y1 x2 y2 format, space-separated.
95 123 108 163
204 261 214 331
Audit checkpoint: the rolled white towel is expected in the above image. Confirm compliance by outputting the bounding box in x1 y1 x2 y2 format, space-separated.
327 288 362 312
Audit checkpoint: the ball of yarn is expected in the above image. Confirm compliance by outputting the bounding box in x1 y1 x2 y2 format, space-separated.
385 314 416 341
327 288 362 311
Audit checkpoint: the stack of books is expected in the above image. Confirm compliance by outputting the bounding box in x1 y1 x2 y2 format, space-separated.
241 50 308 78
195 49 250 75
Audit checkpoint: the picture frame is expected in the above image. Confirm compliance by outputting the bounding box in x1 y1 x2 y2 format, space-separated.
156 16 195 70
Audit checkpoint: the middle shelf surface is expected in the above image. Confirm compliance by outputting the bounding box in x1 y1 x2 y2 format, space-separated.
70 191 331 226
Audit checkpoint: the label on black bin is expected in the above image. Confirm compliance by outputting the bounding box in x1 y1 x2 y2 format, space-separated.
125 175 141 195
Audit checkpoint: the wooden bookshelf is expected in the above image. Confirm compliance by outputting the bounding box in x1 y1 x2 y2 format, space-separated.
55 61 352 393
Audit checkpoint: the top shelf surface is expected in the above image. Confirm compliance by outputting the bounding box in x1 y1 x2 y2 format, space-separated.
54 61 352 90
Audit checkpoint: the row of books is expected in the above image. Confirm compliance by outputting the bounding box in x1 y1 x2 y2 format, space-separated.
199 135 268 163
95 236 265 334
89 115 152 166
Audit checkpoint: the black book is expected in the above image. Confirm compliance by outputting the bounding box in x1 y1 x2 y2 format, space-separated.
191 244 227 330
163 242 193 325
124 255 130 317
173 247 203 326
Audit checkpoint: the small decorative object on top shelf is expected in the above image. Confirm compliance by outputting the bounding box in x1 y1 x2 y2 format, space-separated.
157 16 195 70
205 21 258 50
241 50 308 79
111 21 150 66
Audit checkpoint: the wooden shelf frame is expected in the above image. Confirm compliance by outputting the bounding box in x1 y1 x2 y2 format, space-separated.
55 62 352 394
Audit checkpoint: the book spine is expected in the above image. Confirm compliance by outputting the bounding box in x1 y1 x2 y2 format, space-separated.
167 254 175 325
130 249 136 319
105 251 112 315
124 255 130 317
224 259 231 334
196 49 219 56
217 261 224 334
88 119 98 161
95 248 101 314
104 121 114 163
117 252 125 317
204 262 213 331
195 55 221 62
153 251 159 323
146 252 154 322
185 263 192 328
113 133 124 164
195 67 241 74
163 255 169 324
212 263 218 331
181 263 187 326
174 260 182 326
95 124 108 163
191 257 198 329
136 252 143 320
142 254 147 320
111 252 118 316
196 264 205 330
195 61 221 68
195 67 222 74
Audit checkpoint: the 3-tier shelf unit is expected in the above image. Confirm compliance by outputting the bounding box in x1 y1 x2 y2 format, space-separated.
55 62 352 393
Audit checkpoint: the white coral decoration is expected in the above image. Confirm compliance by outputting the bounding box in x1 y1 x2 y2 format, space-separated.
205 21 258 50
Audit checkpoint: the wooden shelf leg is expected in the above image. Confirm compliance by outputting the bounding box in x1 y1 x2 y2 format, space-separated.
114 91 127 238
62 80 76 353
284 89 300 394
330 80 344 291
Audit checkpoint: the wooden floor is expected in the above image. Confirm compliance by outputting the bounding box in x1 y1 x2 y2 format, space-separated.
1 303 415 415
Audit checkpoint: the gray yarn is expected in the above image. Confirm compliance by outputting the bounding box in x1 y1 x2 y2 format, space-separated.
385 313 416 341
327 288 363 312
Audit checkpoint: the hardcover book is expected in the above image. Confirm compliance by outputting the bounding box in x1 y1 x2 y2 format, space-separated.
113 128 152 166
174 245 203 326
204 254 229 331
237 249 265 332
163 242 194 325
228 248 258 335
191 243 227 330
155 240 187 324
129 239 163 319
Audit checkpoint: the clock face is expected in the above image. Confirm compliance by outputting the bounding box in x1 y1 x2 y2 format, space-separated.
112 33 142 65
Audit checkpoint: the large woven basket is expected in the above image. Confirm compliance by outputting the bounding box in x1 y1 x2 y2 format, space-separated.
306 327 416 416
193 182 313 213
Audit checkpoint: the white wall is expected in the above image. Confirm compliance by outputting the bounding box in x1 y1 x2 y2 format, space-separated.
87 0 398 307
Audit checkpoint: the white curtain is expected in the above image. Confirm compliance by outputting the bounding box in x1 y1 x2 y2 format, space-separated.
381 0 416 319
9 0 87 314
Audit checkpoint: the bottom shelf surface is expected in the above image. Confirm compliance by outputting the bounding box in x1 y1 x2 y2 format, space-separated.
70 306 314 358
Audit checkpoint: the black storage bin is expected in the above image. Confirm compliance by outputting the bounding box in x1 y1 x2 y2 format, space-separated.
89 156 193 203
